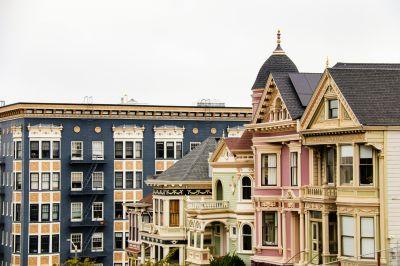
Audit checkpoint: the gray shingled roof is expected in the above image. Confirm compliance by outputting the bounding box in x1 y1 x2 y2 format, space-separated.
151 137 218 182
334 62 400 69
328 67 400 126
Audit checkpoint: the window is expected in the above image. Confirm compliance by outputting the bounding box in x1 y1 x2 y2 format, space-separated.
340 145 353 185
135 172 143 189
92 141 104 160
115 141 123 159
92 202 104 221
135 141 142 159
190 142 201 151
166 142 174 159
70 234 82 252
115 202 124 219
156 142 164 159
159 199 164 226
92 172 104 190
41 235 50 253
30 204 39 222
326 147 336 184
361 217 375 259
41 204 50 221
53 141 60 159
71 172 83 191
52 235 59 252
125 142 134 159
30 173 39 190
360 145 373 185
341 216 355 257
115 172 123 189
15 141 22 159
242 224 252 251
290 152 298 186
30 141 39 159
52 203 60 221
126 172 134 189
41 173 50 190
92 233 103 252
328 99 338 119
71 202 83 221
71 141 83 160
169 200 179 227
13 203 21 222
261 154 277 186
262 212 278 246
176 142 182 159
242 176 252 200
115 232 123 249
13 235 20 253
42 141 51 159
52 172 60 190
29 235 39 253
15 173 22 190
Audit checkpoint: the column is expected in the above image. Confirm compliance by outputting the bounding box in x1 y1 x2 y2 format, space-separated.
304 211 309 262
140 244 145 264
200 232 204 249
282 210 287 261
299 211 305 263
322 211 329 264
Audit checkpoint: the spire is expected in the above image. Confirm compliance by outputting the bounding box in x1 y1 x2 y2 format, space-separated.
273 29 285 55
325 56 330 68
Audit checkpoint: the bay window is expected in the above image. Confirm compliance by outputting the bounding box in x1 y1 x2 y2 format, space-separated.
341 216 355 257
242 224 252 251
360 145 373 185
156 142 164 159
262 211 278 246
326 147 336 184
241 176 252 200
361 217 375 259
42 141 51 159
125 142 134 159
52 141 60 159
115 141 123 158
290 152 298 186
166 142 174 159
340 145 353 185
169 200 180 227
30 141 39 159
176 142 182 159
135 141 142 159
261 154 277 186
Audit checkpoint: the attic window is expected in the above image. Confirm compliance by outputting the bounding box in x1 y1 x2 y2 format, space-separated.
328 99 338 119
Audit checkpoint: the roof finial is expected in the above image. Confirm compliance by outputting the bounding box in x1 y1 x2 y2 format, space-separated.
277 29 281 45
325 56 330 68
273 29 285 55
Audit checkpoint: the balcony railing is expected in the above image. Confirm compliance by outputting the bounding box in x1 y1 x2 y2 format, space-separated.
302 185 337 200
186 200 229 211
69 219 106 227
186 247 210 265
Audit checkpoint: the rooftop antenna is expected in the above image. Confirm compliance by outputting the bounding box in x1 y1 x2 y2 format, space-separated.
83 96 93 104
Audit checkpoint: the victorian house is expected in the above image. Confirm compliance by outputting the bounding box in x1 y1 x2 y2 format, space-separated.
186 130 254 265
246 31 321 265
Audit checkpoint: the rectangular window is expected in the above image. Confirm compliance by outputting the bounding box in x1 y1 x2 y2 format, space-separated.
30 173 39 190
92 172 104 190
41 172 50 190
52 172 60 190
41 204 50 221
71 202 83 221
42 141 51 159
30 141 39 159
159 199 164 226
29 235 39 253
166 142 174 159
14 203 21 222
176 142 182 159
328 99 338 119
115 202 124 219
15 141 22 159
125 141 134 159
52 235 59 252
52 203 60 221
261 154 277 186
126 172 134 189
326 147 336 184
92 141 104 160
52 141 60 159
360 145 373 185
41 235 50 253
290 152 298 186
14 235 21 253
114 232 123 249
92 233 103 252
115 172 123 189
115 141 123 159
156 142 164 159
15 173 22 190
361 217 375 259
169 200 180 227
341 216 355 257
71 141 83 160
70 234 82 252
190 142 201 151
262 211 278 246
135 141 142 159
92 202 104 221
30 204 39 222
340 145 353 185
71 172 83 191
135 172 143 189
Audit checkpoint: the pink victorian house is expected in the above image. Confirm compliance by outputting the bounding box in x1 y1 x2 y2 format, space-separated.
246 32 321 265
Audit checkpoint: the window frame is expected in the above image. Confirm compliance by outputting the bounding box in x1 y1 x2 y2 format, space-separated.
290 152 298 186
359 145 374 186
328 99 339 119
92 202 104 221
261 154 278 186
262 211 278 246
92 172 104 190
71 172 83 191
71 141 83 160
241 176 252 201
241 224 253 252
71 202 83 222
70 233 82 252
169 199 180 227
360 217 375 259
340 145 354 185
92 141 104 160
92 232 104 252
341 216 355 257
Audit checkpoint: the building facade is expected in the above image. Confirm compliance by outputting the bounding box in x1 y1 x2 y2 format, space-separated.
0 102 250 265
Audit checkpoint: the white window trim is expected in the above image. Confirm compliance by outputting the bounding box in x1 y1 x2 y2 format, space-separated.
70 233 82 252
92 172 104 190
71 141 83 160
92 202 104 221
91 232 104 252
239 175 253 202
71 172 83 191
239 223 253 253
71 202 83 222
190 142 201 151
92 141 104 160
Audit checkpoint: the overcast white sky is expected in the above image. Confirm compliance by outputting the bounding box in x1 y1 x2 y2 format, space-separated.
0 0 399 107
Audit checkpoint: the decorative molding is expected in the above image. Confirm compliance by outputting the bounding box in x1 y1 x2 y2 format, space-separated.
11 126 22 139
154 126 185 139
153 188 212 196
27 124 63 139
113 125 145 139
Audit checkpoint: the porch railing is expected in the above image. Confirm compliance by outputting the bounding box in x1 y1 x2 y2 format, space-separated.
186 200 229 211
302 185 337 199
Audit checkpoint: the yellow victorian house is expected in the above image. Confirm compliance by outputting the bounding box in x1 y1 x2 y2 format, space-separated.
299 63 400 265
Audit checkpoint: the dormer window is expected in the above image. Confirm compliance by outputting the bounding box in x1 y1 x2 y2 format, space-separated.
328 99 338 119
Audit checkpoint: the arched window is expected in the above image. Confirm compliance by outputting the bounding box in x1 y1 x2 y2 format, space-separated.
242 224 252 251
216 180 223 200
242 176 252 200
